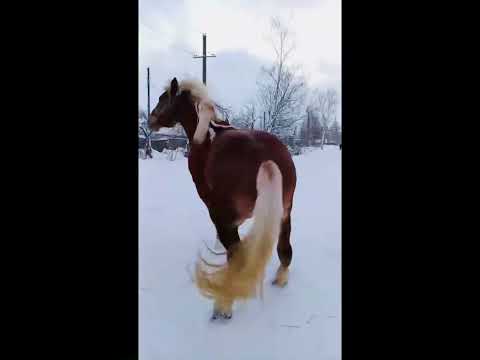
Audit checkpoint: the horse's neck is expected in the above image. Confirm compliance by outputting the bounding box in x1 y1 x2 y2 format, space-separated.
179 108 212 195
179 99 219 144
179 114 197 143
187 141 212 205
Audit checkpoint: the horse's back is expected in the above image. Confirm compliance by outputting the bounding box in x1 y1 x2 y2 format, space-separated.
208 130 294 176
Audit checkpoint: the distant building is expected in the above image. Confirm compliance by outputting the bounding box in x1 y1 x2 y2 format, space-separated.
139 123 188 153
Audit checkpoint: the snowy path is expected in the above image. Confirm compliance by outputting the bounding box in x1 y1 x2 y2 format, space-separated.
139 147 341 360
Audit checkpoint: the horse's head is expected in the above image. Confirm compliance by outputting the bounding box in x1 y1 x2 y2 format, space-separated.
148 77 188 131
148 77 218 144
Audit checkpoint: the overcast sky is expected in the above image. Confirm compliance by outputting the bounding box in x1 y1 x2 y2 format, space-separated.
139 0 341 118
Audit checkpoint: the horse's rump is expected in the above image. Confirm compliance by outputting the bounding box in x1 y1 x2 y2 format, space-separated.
204 130 296 222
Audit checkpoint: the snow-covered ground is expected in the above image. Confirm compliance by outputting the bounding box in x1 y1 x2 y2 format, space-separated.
139 146 341 360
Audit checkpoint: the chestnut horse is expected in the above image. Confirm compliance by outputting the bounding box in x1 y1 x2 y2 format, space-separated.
148 78 296 320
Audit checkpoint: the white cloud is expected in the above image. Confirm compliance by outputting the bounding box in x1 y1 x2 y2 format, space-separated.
139 0 341 119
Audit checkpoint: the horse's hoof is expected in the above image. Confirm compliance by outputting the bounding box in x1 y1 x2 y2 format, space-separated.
272 266 289 287
272 279 288 287
211 310 232 321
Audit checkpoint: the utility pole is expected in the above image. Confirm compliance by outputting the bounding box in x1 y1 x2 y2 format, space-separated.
307 109 310 146
147 67 151 115
193 33 216 85
268 110 271 132
145 67 152 158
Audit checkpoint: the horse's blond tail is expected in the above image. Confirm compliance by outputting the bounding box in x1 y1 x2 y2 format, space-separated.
195 161 284 303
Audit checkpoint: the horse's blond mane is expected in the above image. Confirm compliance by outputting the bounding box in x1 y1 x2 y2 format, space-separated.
164 78 210 103
164 77 233 143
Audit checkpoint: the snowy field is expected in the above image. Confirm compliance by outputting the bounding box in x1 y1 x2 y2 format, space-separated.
139 146 341 360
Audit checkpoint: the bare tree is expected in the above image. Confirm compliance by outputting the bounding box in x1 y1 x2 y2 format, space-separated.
138 108 153 158
329 118 341 145
232 102 257 129
315 88 338 128
214 102 233 123
256 17 306 136
311 88 338 149
300 105 325 147
139 109 148 129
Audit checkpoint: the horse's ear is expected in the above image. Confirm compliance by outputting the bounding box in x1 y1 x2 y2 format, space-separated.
170 78 179 98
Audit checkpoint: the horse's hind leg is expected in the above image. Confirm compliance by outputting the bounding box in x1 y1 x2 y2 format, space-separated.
214 224 239 319
209 213 241 320
273 212 292 287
